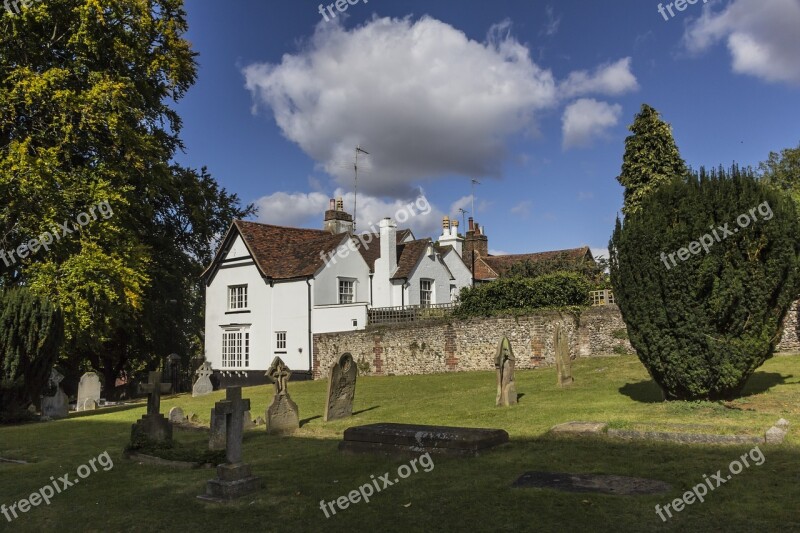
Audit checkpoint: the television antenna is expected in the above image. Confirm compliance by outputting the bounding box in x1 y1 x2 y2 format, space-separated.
354 145 369 231
457 208 469 231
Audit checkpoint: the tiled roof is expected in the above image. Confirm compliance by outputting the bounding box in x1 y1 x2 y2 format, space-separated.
231 220 346 280
476 246 593 280
355 230 413 272
391 238 433 280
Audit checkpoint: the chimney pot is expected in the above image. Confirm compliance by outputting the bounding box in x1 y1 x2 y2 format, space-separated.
468 217 474 231
336 197 344 211
329 198 335 210
442 216 450 231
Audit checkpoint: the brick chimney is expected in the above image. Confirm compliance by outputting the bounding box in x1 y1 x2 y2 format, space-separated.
464 216 488 264
323 196 354 234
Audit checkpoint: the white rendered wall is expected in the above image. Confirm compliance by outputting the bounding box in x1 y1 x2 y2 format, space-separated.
404 252 452 306
441 250 472 300
313 238 370 305
269 280 312 371
313 303 368 334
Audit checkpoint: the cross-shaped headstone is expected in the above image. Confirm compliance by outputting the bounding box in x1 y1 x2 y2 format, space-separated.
196 362 213 379
267 357 291 395
212 387 250 464
140 371 163 415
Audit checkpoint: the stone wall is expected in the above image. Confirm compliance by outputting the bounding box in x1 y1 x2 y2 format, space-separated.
312 306 633 379
313 300 800 379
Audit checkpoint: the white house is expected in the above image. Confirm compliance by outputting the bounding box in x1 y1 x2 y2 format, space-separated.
202 199 471 386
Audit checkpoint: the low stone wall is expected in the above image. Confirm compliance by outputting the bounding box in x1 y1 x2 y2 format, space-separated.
312 306 633 379
313 300 800 379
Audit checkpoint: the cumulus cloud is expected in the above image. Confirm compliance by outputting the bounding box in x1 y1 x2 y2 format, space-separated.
244 16 560 196
254 189 445 237
511 201 532 217
561 99 622 150
684 0 800 85
559 57 639 99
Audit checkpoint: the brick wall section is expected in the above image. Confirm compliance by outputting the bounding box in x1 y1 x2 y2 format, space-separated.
313 301 800 379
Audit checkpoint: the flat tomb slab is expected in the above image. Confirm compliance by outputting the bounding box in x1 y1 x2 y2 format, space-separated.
340 423 509 457
512 471 672 496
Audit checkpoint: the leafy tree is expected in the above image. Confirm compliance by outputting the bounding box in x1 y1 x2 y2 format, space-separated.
505 252 609 287
0 1 254 394
617 104 687 216
0 287 63 420
455 272 591 318
610 167 800 400
760 143 800 212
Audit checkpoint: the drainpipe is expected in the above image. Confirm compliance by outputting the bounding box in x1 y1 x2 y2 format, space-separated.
369 274 373 306
306 278 312 375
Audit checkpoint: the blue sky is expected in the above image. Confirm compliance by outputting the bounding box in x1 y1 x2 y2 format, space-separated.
175 0 800 258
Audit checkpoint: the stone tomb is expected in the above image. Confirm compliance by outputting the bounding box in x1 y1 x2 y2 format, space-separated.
340 423 510 457
193 362 214 397
324 353 357 422
41 368 69 419
555 323 574 387
76 371 101 412
130 371 173 444
198 387 261 502
265 357 299 435
495 337 517 407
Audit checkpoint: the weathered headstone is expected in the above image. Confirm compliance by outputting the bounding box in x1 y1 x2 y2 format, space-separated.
193 362 214 397
555 324 573 387
198 387 261 502
76 372 101 412
130 371 173 444
168 406 187 424
265 357 299 435
340 423 510 457
209 407 227 450
243 410 255 429
495 337 517 407
41 368 69 419
324 353 358 422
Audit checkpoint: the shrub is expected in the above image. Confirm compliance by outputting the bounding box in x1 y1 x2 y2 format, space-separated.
0 288 64 418
610 167 800 400
455 272 591 317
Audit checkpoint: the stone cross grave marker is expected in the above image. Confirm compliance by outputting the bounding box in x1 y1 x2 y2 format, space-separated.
324 353 358 422
41 368 69 419
193 362 214 397
76 371 101 412
495 337 518 407
131 371 173 444
555 324 574 387
198 387 261 502
265 357 299 435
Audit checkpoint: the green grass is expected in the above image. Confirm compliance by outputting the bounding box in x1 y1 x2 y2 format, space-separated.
1 355 799 532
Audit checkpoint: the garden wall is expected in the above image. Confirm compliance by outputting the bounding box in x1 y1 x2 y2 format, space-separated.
313 300 800 379
312 305 633 379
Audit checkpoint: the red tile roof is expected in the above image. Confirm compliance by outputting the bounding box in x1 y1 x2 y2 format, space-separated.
475 246 593 280
391 238 433 280
220 221 348 280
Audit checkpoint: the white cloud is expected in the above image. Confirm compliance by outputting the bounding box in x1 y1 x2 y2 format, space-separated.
511 200 532 217
244 16 559 196
542 6 561 36
684 0 800 85
489 249 510 256
559 57 639 98
448 195 489 218
561 99 622 150
254 189 445 238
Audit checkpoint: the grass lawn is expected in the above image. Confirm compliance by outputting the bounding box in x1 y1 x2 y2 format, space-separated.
1 354 799 532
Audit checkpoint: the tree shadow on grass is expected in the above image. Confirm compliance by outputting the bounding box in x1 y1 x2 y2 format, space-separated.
619 371 791 403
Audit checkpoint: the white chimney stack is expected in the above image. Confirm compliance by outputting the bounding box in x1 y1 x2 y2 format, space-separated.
438 215 464 257
379 218 397 275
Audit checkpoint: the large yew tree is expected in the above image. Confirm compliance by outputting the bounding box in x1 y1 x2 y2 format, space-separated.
617 104 687 216
0 1 253 394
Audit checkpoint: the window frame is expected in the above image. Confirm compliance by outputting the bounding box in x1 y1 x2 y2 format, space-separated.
221 327 250 369
420 279 434 307
338 278 355 304
227 284 248 311
275 331 287 353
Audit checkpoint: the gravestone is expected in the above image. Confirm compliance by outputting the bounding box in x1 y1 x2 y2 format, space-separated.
243 410 255 429
340 423 510 457
41 368 69 419
193 362 214 397
324 353 358 422
168 407 187 424
495 337 517 407
209 407 227 450
198 387 261 502
76 372 101 412
130 371 173 444
265 357 299 435
555 324 573 387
